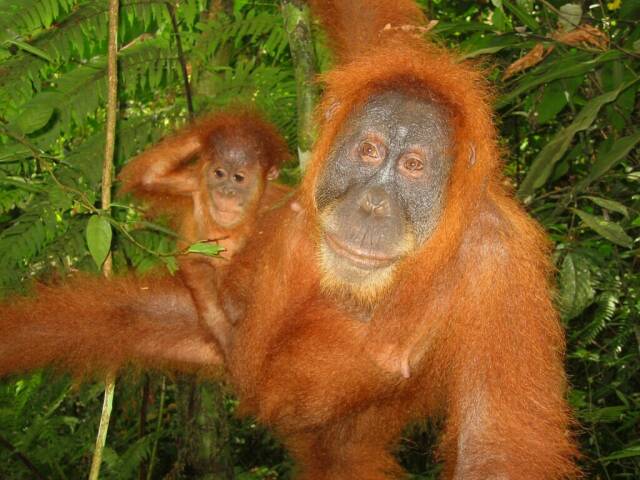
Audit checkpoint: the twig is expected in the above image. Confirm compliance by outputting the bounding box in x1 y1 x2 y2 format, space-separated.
89 0 120 478
0 434 47 480
281 0 319 172
146 376 167 480
165 2 194 118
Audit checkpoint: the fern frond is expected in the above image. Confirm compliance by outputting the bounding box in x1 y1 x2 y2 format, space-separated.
0 187 31 213
0 207 66 288
0 0 76 44
580 291 619 345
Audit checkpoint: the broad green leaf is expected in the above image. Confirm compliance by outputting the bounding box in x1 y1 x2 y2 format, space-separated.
558 3 582 31
491 6 511 32
460 34 531 59
518 80 638 198
534 76 583 124
581 405 627 424
577 130 640 190
497 50 622 108
186 241 226 257
585 196 629 218
600 444 640 461
86 215 112 268
3 39 52 62
15 103 54 134
558 253 595 321
572 208 633 248
503 0 539 31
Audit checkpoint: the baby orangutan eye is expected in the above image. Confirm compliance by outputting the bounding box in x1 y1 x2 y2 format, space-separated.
215 168 226 178
233 173 245 183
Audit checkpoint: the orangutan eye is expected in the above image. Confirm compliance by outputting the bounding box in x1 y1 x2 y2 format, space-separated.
359 141 381 164
214 169 225 178
400 155 425 178
404 157 423 171
233 173 245 183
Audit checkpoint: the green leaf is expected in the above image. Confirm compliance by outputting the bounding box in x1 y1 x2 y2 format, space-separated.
518 80 638 198
558 3 582 31
15 103 53 134
534 76 582 125
497 50 622 109
186 241 225 257
503 0 539 31
577 130 640 190
584 196 629 218
86 215 112 268
558 253 595 321
3 39 52 62
572 208 633 248
600 444 640 461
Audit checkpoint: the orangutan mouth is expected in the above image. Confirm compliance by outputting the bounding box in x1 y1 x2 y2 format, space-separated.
323 231 399 270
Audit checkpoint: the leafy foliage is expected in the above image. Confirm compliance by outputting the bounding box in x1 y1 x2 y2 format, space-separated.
0 0 638 478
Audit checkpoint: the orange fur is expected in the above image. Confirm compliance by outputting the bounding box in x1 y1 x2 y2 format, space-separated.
118 106 291 256
119 107 292 348
0 2 579 478
220 1 579 478
0 274 219 379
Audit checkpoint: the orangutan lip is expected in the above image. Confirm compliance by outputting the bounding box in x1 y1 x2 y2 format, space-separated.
324 231 398 269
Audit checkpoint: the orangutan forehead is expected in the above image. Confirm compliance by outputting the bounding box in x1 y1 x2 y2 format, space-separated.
339 91 452 147
208 136 264 168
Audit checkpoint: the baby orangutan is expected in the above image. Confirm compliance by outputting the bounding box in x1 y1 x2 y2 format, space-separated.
119 108 290 352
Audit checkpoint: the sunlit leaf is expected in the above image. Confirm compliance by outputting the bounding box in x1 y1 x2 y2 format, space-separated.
572 209 633 248
558 253 595 321
186 241 225 257
86 215 112 268
585 196 629 218
558 3 582 32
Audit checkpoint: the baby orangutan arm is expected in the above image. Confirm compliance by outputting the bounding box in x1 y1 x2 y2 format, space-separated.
178 257 234 357
119 128 201 197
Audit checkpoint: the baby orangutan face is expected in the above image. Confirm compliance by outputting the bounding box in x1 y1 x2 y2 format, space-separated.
204 137 278 229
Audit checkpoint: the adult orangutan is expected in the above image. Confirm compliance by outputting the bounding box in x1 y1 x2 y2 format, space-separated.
119 108 290 349
208 1 580 478
0 0 579 478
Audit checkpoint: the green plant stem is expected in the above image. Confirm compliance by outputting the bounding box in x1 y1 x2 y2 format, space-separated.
147 376 167 480
89 0 119 478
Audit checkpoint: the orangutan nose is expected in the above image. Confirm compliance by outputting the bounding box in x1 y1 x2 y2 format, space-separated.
359 187 391 217
220 186 237 198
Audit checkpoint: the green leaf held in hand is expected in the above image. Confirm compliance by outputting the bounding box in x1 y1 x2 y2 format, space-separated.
186 241 226 257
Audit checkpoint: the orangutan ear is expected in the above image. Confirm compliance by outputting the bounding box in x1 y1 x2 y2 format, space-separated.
323 97 342 122
267 165 279 181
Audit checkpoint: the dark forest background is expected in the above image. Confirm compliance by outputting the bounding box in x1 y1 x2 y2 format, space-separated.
0 0 638 478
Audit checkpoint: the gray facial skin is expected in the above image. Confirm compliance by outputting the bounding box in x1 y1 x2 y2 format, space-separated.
204 138 264 226
316 91 454 281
